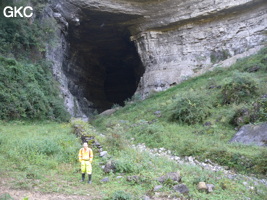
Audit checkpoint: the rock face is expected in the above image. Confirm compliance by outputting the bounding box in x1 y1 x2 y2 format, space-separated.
47 0 267 117
230 122 267 147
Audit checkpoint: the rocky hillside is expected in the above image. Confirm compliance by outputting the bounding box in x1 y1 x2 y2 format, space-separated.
47 0 267 117
92 47 267 176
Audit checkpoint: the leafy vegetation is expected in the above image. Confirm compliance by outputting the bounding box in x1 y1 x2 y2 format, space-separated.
0 0 56 59
168 93 211 125
220 71 259 104
0 0 68 122
0 57 70 121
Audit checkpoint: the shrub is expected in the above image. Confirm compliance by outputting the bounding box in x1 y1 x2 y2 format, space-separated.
231 97 267 127
221 72 259 104
253 149 267 174
168 93 211 125
110 191 132 200
0 193 14 200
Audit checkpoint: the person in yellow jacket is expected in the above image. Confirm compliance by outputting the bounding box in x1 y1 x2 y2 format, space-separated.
79 142 93 184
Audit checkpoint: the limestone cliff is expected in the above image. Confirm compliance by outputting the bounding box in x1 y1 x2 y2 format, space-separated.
47 0 267 117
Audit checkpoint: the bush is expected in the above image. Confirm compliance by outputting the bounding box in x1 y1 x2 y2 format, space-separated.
168 93 211 125
221 72 259 104
110 191 132 200
253 149 267 174
231 97 267 127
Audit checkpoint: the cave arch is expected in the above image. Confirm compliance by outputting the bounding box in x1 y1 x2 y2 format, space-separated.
64 11 144 115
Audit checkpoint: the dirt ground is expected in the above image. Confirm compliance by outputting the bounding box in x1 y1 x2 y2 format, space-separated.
0 186 95 200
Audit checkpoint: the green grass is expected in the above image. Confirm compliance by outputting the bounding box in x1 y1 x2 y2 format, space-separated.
0 120 266 199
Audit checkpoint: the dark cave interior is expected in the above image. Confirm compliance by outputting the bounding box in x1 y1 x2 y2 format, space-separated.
65 11 144 114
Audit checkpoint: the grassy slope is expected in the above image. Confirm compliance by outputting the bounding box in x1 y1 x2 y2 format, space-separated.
0 121 266 200
92 48 267 175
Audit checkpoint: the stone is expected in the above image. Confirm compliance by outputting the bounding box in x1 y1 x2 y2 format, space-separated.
100 177 109 183
247 65 261 73
154 111 161 115
153 185 163 192
230 122 267 146
126 175 141 183
100 151 108 157
94 141 101 147
103 160 116 173
197 182 207 191
206 184 215 193
142 196 151 200
173 184 189 194
157 172 181 183
204 122 212 127
99 108 119 116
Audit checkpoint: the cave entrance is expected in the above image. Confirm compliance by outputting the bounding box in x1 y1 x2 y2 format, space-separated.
66 11 144 115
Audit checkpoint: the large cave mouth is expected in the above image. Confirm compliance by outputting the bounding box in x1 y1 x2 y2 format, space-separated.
65 11 144 114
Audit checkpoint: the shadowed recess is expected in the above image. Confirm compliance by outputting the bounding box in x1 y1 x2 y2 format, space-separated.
64 11 144 114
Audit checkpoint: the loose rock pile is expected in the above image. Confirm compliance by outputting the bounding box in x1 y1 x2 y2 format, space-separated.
132 143 267 187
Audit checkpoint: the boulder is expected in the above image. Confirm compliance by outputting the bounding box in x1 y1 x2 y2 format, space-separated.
100 151 108 157
157 172 181 183
153 185 163 192
100 177 109 183
173 184 189 194
230 122 267 146
142 196 151 200
197 182 207 191
126 175 141 183
206 184 215 193
103 160 116 173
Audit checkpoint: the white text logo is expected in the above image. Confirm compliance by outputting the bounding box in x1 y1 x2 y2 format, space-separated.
3 6 33 18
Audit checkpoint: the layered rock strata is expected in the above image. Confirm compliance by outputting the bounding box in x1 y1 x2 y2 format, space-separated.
47 0 267 117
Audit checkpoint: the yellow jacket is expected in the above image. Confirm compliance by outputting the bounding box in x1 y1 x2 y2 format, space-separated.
79 148 93 163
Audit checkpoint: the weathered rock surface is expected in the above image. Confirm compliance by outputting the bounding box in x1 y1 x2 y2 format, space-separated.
99 108 119 116
172 184 189 194
47 0 267 116
230 122 267 146
103 160 116 173
206 184 215 193
153 185 163 192
157 172 181 183
197 182 207 191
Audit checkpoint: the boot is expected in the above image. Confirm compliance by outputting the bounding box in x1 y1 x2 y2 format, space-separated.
81 173 85 182
88 174 92 184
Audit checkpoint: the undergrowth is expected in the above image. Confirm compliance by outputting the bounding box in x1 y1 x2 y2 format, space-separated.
0 57 70 121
